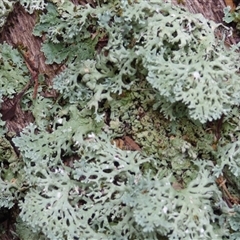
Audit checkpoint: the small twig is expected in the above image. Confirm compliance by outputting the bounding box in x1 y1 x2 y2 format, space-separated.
215 115 224 143
216 176 239 207
15 43 39 99
1 81 31 121
1 43 40 120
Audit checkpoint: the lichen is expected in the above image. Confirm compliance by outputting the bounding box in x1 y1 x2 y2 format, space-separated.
0 0 13 29
0 0 240 239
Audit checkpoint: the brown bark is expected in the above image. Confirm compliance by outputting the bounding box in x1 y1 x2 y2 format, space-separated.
172 0 227 23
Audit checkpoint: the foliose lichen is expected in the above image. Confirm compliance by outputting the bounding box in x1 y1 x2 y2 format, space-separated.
0 0 240 239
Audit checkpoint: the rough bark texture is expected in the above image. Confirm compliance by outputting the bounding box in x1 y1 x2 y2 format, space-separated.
0 3 64 84
172 0 227 22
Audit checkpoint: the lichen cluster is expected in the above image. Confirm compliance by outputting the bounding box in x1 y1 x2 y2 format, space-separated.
0 0 240 239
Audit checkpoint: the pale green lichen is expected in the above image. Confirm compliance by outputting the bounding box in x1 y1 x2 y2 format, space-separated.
0 0 240 239
0 0 13 29
42 0 240 123
0 43 29 97
19 0 46 14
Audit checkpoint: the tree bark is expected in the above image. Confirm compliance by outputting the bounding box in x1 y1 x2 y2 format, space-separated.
172 0 227 23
